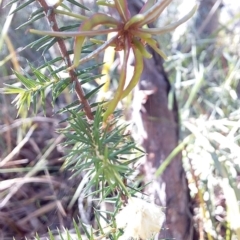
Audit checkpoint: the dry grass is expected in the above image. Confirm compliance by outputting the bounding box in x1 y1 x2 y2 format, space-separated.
0 0 240 239
0 114 83 239
162 2 240 239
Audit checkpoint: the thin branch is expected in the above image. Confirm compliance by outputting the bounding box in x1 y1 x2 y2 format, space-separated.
37 0 93 120
0 125 36 168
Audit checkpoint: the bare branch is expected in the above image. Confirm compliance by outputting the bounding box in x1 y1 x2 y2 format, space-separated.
37 0 93 120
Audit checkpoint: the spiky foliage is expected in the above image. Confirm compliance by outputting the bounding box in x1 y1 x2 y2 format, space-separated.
1 0 196 239
28 0 197 121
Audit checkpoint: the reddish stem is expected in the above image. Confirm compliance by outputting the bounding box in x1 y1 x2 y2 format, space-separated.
37 0 93 120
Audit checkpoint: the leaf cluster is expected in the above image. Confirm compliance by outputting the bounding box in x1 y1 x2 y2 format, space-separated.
164 9 240 238
1 0 200 239
1 0 144 239
3 60 103 116
62 107 142 197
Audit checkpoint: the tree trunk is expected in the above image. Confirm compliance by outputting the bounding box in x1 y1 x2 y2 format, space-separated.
132 51 194 240
195 0 222 37
128 1 196 239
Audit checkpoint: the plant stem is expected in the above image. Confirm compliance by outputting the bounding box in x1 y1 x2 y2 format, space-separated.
37 0 94 120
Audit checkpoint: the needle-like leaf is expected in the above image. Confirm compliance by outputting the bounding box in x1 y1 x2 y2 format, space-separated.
145 38 167 60
114 0 130 22
103 39 130 121
121 47 144 99
73 13 119 68
139 5 198 35
139 0 157 14
71 35 117 69
132 38 152 59
29 28 118 38
137 0 172 26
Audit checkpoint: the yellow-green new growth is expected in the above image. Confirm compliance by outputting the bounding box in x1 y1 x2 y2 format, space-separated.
29 0 197 122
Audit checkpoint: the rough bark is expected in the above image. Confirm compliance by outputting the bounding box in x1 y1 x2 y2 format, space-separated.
128 1 196 239
132 52 194 240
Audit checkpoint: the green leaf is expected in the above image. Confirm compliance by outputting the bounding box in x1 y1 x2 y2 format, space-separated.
29 7 44 19
66 0 90 11
48 228 55 240
50 66 68 75
16 13 45 29
80 74 104 85
57 99 79 114
33 92 37 113
140 0 156 13
29 65 49 84
84 83 104 99
26 91 31 109
64 132 89 145
52 78 71 101
65 229 72 240
2 85 25 94
58 228 65 240
13 71 38 89
73 219 83 240
77 62 104 74
79 221 91 239
3 0 18 8
37 57 63 70
10 0 35 15
35 232 41 240
40 90 46 115
59 3 72 12
72 119 91 138
40 38 60 53
59 23 80 31
14 92 30 116
30 35 52 49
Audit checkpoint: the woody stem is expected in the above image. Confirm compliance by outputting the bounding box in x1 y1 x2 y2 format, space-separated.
37 0 94 120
